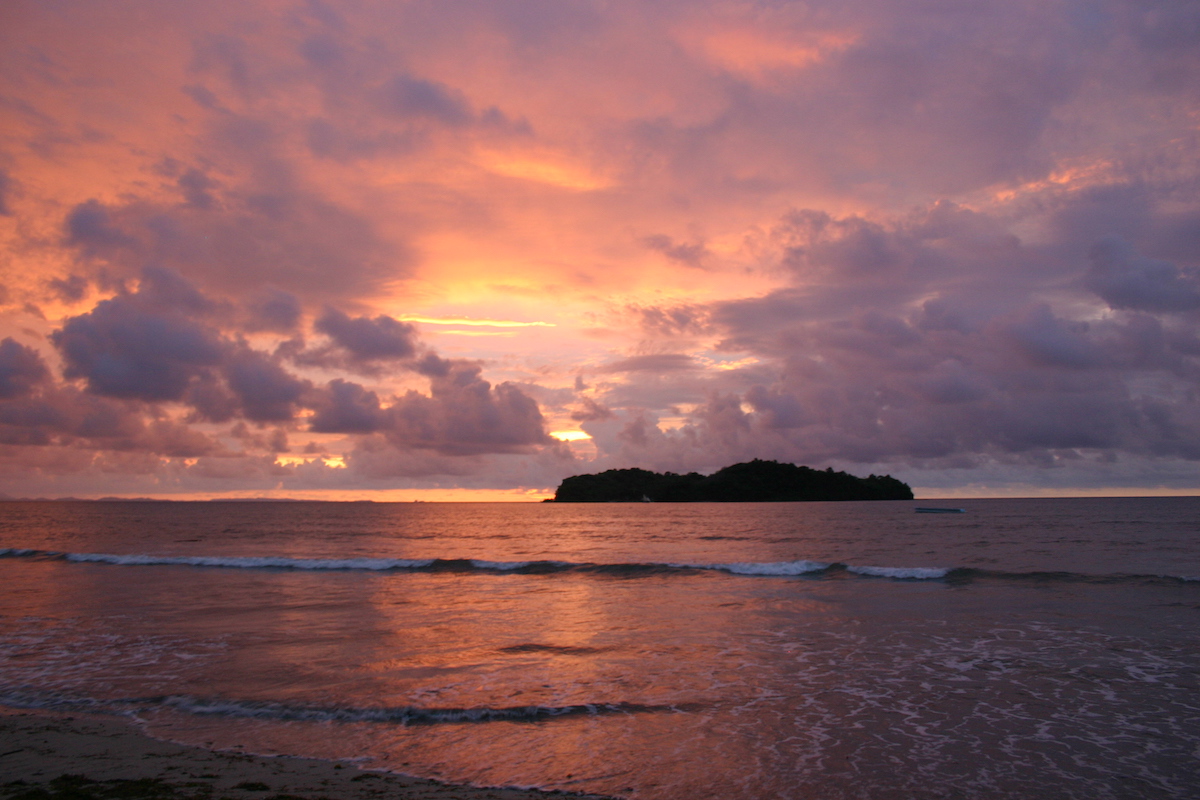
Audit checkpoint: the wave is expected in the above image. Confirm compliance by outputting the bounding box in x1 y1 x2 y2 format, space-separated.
155 696 680 724
0 688 683 725
2 547 1197 584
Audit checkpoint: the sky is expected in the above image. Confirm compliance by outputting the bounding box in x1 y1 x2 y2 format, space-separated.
1 0 1199 500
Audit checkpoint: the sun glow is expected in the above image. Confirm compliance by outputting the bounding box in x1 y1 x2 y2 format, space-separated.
400 316 556 327
549 430 593 442
478 150 612 191
275 455 347 469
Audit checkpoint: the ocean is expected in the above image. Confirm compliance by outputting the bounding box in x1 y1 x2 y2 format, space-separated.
1 498 1198 799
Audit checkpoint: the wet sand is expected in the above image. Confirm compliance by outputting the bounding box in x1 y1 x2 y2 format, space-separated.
0 714 615 800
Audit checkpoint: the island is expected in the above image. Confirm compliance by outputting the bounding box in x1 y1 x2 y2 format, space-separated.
551 459 913 502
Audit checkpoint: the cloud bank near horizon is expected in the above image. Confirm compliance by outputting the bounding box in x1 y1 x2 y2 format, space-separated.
1 0 1199 497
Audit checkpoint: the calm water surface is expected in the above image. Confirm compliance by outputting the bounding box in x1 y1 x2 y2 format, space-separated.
1 498 1199 799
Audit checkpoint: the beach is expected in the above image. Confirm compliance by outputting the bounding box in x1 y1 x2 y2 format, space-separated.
0 713 612 800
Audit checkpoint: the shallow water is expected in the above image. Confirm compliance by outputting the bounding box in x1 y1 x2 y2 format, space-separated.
2 499 1199 799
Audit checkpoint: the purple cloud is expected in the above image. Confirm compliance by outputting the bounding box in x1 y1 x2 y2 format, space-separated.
0 338 49 399
313 307 419 362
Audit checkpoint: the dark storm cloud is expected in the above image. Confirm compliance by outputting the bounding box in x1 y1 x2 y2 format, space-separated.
49 268 304 422
1001 305 1105 370
1085 237 1200 313
224 347 309 422
0 338 49 399
302 379 376 434
65 200 138 254
51 272 225 401
309 379 383 434
313 307 419 361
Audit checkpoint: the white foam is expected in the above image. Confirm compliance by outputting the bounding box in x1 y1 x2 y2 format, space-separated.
64 553 435 570
847 565 949 580
49 550 950 581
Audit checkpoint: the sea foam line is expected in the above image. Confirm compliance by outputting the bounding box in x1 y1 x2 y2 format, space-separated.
5 547 1196 584
154 695 676 724
0 688 679 725
3 548 941 579
64 552 438 570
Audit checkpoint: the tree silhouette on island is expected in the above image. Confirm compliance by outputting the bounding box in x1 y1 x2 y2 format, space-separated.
551 459 913 502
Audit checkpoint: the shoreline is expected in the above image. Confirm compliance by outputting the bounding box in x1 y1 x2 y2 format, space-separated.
0 712 617 800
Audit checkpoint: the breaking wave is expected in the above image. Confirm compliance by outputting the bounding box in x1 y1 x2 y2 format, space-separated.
0 688 684 725
2 547 1197 584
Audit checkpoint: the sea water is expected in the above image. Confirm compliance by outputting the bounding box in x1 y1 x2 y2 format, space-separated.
1 498 1198 799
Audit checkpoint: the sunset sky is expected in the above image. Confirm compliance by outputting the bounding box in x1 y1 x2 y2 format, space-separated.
2 0 1199 499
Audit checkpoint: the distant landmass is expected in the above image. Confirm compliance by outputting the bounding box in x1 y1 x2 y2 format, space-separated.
552 459 913 502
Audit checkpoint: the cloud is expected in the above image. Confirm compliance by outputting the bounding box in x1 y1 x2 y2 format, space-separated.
4 0 1200 495
224 347 309 422
309 378 384 434
12 261 553 483
567 197 1200 478
0 338 49 399
51 271 225 402
643 234 709 268
48 268 310 424
0 382 221 457
0 169 13 216
376 76 473 125
65 200 139 254
600 354 698 373
313 307 419 362
61 187 404 305
1001 305 1104 369
1085 236 1200 313
384 359 550 455
243 288 302 332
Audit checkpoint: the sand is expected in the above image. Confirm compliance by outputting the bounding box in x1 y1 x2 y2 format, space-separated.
0 713 616 800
